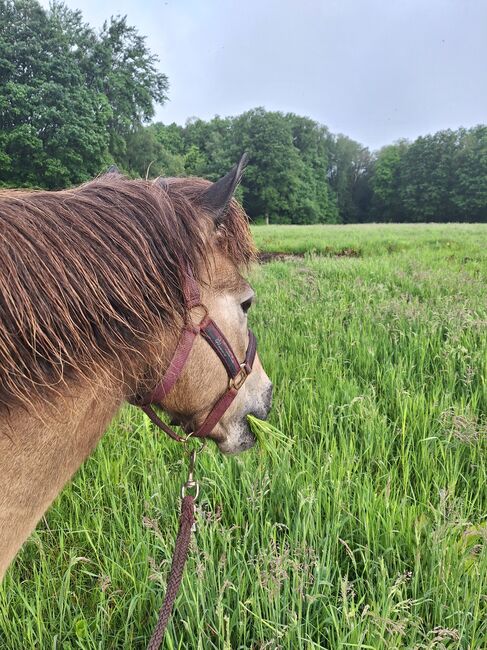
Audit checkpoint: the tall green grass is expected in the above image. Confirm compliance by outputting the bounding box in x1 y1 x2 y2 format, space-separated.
1 224 486 649
252 222 487 260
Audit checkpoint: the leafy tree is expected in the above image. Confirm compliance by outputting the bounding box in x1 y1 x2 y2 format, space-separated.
451 126 487 221
368 127 487 222
0 0 168 188
88 15 168 160
47 4 168 160
229 108 306 224
152 122 186 156
286 114 338 223
183 116 234 180
328 135 372 223
183 143 207 176
398 130 460 222
371 141 409 221
121 127 164 178
0 0 111 187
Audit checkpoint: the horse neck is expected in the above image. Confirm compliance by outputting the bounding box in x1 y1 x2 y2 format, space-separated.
0 375 125 580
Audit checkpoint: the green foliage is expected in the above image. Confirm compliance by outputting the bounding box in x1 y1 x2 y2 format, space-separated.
92 14 168 161
371 128 487 223
0 0 167 188
0 0 109 187
451 126 487 221
232 108 309 224
286 114 339 223
399 130 459 222
119 118 487 223
183 143 208 176
328 134 372 223
371 141 409 221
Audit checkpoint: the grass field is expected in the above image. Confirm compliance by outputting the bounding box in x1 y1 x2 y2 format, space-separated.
1 224 486 649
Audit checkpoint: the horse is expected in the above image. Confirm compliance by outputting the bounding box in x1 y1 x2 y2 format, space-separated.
0 156 273 580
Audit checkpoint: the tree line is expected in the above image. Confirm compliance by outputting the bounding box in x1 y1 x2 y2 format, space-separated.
1 0 487 223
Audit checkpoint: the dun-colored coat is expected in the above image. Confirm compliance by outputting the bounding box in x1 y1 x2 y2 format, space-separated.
0 170 272 579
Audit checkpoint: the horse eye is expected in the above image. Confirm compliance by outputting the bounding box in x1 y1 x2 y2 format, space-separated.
241 298 253 314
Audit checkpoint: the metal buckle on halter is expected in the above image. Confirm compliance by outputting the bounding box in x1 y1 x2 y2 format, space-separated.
229 363 248 391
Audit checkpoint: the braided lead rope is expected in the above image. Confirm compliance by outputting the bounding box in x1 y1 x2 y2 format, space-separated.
147 494 195 650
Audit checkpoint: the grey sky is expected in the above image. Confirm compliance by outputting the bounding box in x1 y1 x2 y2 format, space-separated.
41 0 487 150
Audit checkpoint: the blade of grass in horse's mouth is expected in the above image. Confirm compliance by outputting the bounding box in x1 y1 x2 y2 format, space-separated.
246 414 292 455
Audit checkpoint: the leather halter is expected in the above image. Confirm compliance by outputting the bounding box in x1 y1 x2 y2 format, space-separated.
130 273 257 443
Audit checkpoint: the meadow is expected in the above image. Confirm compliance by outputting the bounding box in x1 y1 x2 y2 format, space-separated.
1 223 486 649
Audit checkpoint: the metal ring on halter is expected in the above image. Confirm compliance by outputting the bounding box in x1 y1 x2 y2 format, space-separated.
182 432 207 453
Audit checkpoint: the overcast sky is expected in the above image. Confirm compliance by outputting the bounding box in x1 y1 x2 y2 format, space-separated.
41 0 487 150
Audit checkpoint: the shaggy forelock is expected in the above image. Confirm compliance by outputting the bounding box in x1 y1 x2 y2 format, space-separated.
0 175 255 411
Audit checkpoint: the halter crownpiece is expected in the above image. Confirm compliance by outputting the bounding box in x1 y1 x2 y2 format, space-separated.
130 271 257 443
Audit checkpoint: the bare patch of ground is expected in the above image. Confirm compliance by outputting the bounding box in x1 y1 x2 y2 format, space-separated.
258 252 304 264
258 247 361 263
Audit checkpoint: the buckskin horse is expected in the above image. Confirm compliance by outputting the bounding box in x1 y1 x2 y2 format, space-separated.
0 155 273 580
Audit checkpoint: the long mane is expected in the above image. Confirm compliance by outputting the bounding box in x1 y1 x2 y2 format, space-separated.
0 175 255 411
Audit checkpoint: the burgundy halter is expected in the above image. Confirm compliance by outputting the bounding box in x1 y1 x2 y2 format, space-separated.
130 273 257 443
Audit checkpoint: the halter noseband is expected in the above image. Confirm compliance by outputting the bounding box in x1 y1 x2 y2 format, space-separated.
130 273 257 443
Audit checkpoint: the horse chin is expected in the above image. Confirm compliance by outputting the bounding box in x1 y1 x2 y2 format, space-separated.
215 420 256 455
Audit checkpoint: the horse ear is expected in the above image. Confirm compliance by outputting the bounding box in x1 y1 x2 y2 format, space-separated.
200 153 248 225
